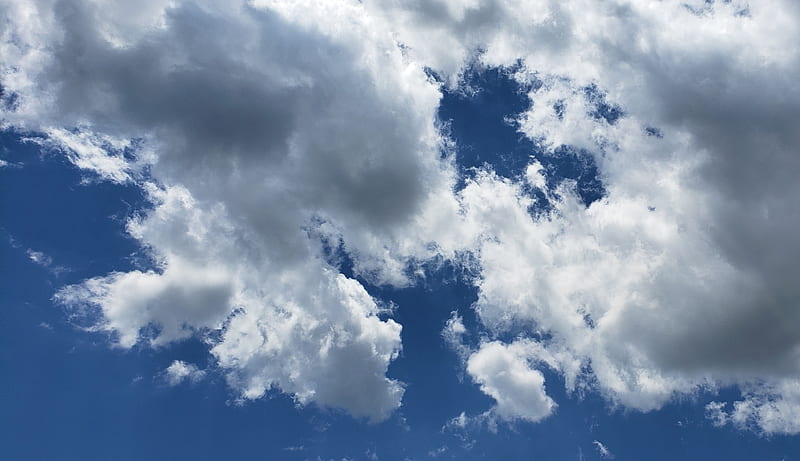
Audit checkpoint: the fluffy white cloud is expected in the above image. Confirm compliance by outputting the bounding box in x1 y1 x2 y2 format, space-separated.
466 341 556 423
164 360 205 386
3 0 458 421
377 0 800 432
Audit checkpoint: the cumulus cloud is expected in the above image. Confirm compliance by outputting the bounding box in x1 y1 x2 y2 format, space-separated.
3 0 800 432
164 360 205 386
466 341 556 423
374 0 800 433
4 0 456 421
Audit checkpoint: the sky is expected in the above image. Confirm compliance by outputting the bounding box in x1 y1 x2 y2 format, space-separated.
1 0 800 460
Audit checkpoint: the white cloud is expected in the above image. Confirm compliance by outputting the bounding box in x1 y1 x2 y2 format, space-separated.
164 360 205 386
593 440 614 459
33 128 141 183
427 446 447 458
705 401 730 428
7 0 450 421
706 380 800 435
27 249 53 268
357 0 800 432
26 248 68 275
444 411 470 431
466 341 556 423
442 311 470 362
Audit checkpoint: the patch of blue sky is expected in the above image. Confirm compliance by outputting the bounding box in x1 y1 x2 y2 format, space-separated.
438 64 606 208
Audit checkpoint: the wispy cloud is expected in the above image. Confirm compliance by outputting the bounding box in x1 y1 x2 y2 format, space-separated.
593 440 614 459
26 248 68 276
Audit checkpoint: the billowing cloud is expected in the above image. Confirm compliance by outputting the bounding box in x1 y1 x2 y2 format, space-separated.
374 0 800 432
3 0 800 433
467 341 556 423
3 0 457 421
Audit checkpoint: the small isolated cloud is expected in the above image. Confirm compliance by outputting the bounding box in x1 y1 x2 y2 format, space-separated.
427 445 448 458
444 412 470 432
442 311 470 362
26 248 68 276
0 158 23 169
27 249 53 267
593 440 614 459
163 360 205 386
466 341 556 424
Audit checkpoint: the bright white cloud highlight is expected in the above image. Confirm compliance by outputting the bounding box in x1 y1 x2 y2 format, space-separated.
466 341 556 423
164 360 205 386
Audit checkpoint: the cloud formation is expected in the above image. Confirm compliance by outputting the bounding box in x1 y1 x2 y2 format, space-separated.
3 0 800 433
467 341 556 423
593 440 614 459
365 0 800 433
4 0 455 421
164 360 205 386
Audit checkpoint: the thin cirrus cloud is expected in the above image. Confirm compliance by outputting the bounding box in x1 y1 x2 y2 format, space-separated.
2 0 800 434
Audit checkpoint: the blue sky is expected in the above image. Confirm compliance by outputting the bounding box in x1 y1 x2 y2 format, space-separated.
3 1 800 460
